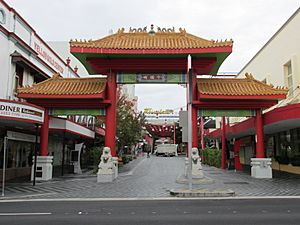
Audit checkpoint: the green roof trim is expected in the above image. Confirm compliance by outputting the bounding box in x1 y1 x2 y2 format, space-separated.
71 51 231 75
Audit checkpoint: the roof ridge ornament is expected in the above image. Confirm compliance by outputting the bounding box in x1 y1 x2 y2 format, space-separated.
128 25 177 34
129 26 147 33
52 73 61 79
157 26 175 33
245 73 254 80
179 27 186 34
117 28 125 34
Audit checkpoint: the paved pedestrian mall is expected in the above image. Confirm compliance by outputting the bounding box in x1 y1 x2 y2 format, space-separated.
1 156 300 200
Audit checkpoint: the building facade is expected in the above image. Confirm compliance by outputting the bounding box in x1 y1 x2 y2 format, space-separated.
0 1 99 181
225 7 300 174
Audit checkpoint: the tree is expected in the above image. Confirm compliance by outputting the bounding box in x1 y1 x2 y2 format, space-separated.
116 89 145 154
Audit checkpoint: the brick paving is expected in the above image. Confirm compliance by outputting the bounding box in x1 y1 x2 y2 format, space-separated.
1 155 300 200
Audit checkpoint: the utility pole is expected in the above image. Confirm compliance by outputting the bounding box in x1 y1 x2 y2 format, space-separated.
187 55 193 191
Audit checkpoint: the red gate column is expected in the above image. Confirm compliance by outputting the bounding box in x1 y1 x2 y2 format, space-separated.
221 116 226 169
192 105 198 148
105 72 117 156
40 108 49 156
255 109 265 158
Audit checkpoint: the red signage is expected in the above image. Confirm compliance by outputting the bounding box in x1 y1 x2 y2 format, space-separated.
34 42 64 74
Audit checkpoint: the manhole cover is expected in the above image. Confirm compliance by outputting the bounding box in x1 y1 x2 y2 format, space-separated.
223 181 249 184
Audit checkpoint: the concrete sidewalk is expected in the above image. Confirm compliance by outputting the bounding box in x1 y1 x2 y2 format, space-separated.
1 155 300 200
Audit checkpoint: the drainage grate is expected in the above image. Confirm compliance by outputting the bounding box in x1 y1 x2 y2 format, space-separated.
223 181 249 185
208 172 222 175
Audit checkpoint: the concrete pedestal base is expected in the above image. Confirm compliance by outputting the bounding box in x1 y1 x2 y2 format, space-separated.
31 156 53 181
251 158 272 178
170 188 235 197
184 157 204 179
96 147 118 183
97 172 114 183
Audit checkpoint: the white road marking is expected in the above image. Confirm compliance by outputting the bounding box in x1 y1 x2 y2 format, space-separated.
0 212 51 216
1 195 300 203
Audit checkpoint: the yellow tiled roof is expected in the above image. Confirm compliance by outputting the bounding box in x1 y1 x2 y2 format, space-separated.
198 73 288 97
70 28 233 50
18 74 106 96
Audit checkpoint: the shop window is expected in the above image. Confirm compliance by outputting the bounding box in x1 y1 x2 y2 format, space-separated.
0 9 6 24
278 131 291 155
266 136 275 158
290 128 300 156
14 65 24 93
6 140 34 168
284 61 293 96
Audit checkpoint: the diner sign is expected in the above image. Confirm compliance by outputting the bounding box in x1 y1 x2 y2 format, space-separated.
0 101 44 123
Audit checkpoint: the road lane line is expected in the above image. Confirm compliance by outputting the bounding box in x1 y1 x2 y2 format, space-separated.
0 212 52 216
1 196 300 202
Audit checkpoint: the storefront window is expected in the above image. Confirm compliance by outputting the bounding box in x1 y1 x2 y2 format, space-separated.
266 136 275 158
279 131 291 156
0 137 3 168
6 140 34 168
290 128 300 156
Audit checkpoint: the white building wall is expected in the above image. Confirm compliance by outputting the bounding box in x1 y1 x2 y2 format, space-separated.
15 18 31 44
239 8 300 94
0 0 79 101
0 33 9 99
230 8 300 125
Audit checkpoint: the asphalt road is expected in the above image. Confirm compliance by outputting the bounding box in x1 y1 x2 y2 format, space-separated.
0 198 299 225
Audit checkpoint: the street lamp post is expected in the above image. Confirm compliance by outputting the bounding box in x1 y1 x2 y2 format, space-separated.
1 136 8 197
187 55 193 191
33 124 39 186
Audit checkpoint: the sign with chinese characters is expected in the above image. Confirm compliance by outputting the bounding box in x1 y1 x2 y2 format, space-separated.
0 100 44 123
49 108 106 116
117 73 187 84
198 109 256 117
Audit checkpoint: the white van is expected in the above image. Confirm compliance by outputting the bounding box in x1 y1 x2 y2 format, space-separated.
155 144 178 157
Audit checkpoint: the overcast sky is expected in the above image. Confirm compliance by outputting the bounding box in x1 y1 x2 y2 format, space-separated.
6 0 300 112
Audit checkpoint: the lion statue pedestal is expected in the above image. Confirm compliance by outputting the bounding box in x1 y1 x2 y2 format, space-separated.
97 147 117 183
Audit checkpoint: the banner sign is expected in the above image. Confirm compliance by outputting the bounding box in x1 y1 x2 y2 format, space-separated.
144 108 174 114
198 109 256 117
0 100 44 123
7 131 40 143
117 73 187 84
49 108 106 116
145 113 179 124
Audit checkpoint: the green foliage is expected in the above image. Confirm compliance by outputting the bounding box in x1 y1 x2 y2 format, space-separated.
121 155 131 164
86 146 103 172
201 148 222 168
116 89 146 153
